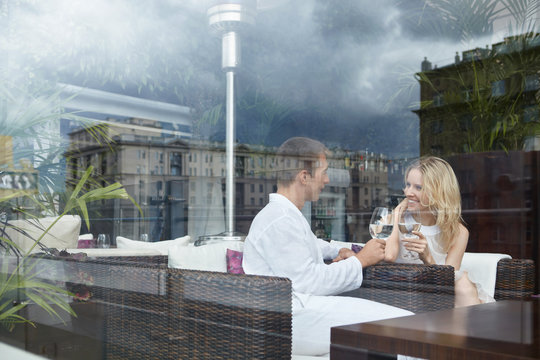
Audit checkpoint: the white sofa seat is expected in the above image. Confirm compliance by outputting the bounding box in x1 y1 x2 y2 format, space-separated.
65 248 162 257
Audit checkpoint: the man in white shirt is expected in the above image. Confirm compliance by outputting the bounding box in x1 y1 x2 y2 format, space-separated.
243 137 413 357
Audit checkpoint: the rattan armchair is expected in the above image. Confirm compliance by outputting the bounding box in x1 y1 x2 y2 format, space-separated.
341 258 535 313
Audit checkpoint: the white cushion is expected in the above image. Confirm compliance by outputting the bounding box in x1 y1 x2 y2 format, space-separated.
461 252 511 298
5 215 81 254
79 233 93 240
168 241 244 272
116 235 191 256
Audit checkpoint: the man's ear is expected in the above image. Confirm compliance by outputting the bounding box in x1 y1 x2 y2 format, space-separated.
298 170 309 184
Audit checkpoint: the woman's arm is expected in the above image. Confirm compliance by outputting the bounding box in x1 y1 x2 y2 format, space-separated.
444 223 469 270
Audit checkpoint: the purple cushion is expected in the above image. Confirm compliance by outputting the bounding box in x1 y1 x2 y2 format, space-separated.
77 239 96 249
226 248 245 274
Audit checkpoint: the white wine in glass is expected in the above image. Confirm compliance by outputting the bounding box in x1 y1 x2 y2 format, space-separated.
369 207 393 240
398 213 421 260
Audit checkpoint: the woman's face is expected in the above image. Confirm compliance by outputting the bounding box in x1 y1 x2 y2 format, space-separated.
403 168 429 212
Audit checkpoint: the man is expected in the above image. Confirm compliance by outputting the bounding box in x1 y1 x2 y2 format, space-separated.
242 137 412 356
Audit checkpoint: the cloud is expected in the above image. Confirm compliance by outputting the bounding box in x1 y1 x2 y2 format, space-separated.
3 0 520 157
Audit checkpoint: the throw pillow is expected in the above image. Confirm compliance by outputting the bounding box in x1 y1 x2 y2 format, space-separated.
116 235 191 256
226 248 245 274
5 215 81 254
168 241 244 272
77 234 96 249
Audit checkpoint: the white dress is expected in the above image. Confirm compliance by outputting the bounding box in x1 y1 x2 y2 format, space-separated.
395 212 494 303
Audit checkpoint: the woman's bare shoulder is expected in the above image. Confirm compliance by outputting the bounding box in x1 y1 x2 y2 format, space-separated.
457 223 469 242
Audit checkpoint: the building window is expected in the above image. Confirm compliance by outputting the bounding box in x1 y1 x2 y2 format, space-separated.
433 94 443 106
459 114 473 131
523 105 539 123
430 145 443 155
431 119 443 134
170 152 182 176
525 74 540 91
491 79 505 97
462 88 473 102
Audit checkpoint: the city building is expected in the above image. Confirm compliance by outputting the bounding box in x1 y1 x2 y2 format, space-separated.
65 119 390 244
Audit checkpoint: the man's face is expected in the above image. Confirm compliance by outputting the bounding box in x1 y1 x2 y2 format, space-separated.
305 154 330 202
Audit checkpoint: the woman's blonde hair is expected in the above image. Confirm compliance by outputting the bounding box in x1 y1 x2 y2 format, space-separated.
405 156 463 251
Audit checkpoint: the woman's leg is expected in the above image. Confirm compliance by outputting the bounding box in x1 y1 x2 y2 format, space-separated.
454 271 482 307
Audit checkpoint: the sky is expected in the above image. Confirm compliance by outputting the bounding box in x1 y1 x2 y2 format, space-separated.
2 0 535 158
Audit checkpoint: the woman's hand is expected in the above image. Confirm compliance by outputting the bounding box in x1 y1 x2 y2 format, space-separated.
393 198 408 223
332 247 356 262
402 231 433 264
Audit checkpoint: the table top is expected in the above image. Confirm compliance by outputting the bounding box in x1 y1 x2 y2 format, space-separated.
331 297 540 360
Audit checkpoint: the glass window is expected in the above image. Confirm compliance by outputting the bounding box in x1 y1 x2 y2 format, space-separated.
1 2 539 357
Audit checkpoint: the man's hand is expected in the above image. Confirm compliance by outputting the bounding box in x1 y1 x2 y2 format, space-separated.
355 238 385 267
332 247 356 263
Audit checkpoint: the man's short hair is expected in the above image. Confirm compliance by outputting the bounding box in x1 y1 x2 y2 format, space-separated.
276 137 329 186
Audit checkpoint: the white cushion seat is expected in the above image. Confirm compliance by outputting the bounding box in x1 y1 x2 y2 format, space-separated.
5 215 81 254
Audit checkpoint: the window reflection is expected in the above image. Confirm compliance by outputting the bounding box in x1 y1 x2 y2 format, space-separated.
1 0 540 357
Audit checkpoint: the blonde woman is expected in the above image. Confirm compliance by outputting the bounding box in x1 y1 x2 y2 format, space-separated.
384 156 491 307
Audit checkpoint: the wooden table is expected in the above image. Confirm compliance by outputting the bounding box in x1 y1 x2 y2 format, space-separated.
331 298 540 360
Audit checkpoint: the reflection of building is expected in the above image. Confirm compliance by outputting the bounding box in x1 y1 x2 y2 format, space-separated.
416 35 540 290
447 151 537 260
66 119 191 242
0 135 38 198
416 34 540 156
66 121 391 243
341 150 390 243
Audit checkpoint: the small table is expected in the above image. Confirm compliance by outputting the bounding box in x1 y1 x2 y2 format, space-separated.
331 298 540 360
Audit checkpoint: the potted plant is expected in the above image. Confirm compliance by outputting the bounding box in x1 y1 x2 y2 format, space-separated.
0 165 138 331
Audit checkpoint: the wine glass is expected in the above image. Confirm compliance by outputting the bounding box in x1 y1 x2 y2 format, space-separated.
369 207 393 240
97 233 111 249
140 233 149 242
398 212 421 260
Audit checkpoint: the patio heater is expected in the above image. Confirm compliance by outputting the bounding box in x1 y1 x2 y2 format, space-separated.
196 0 257 245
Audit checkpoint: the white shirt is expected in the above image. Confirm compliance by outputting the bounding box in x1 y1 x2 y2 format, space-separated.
242 193 363 296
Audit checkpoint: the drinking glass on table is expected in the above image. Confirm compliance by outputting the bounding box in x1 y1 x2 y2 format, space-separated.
369 207 393 240
398 212 421 260
140 233 149 242
97 233 110 249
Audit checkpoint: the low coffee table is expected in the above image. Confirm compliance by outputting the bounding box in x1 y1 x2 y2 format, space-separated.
331 297 539 360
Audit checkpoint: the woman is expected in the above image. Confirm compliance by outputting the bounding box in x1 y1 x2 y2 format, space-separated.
384 156 491 307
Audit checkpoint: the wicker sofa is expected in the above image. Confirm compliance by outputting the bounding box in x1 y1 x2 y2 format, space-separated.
0 253 535 359
32 254 289 360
